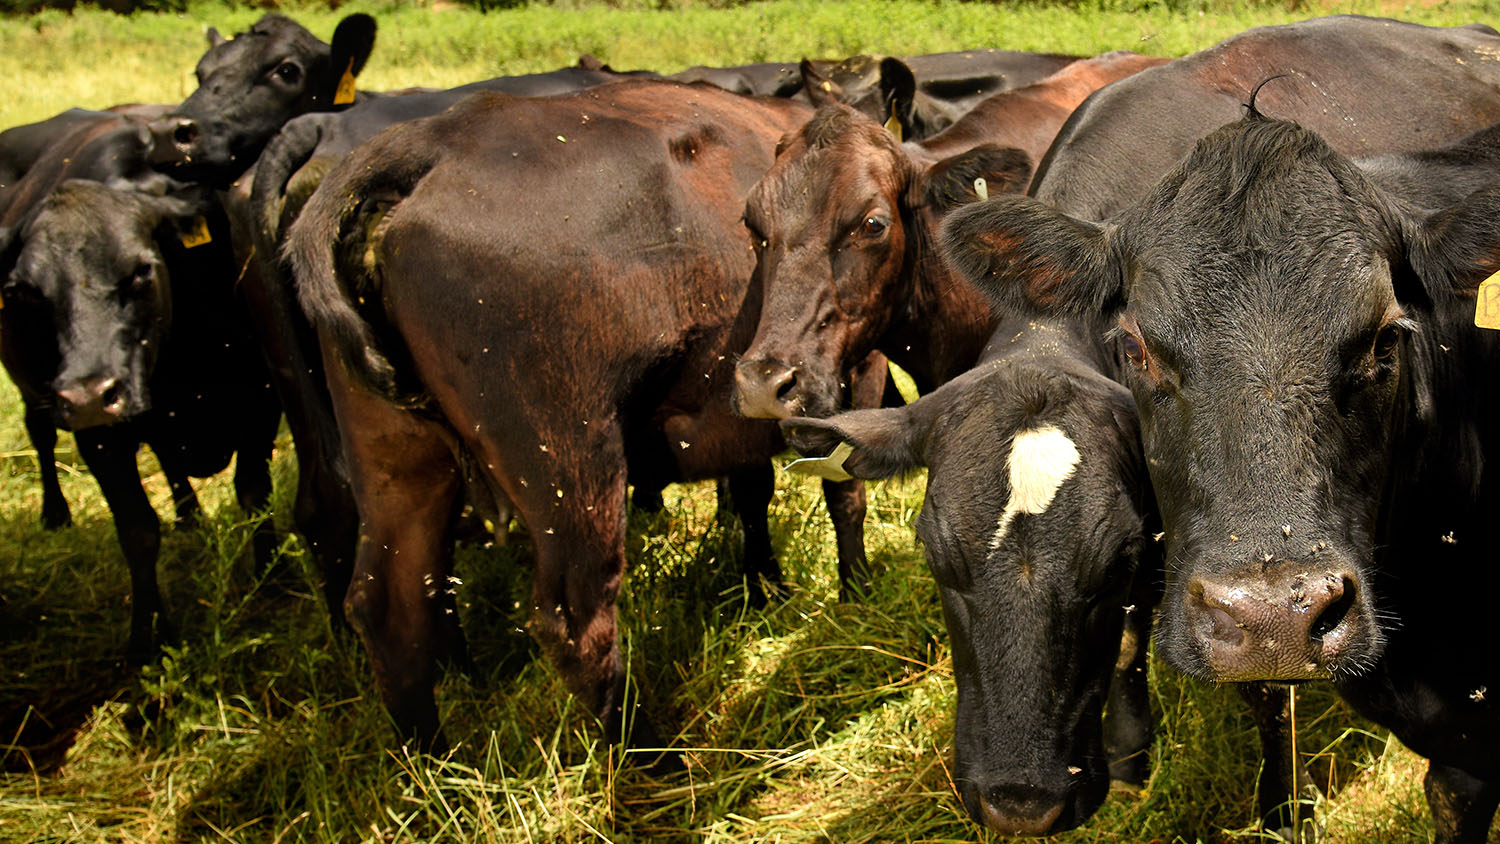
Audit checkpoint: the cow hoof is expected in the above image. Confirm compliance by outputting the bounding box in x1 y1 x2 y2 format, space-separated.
40 507 72 530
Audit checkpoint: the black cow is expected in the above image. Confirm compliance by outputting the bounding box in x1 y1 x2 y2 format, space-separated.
0 104 170 192
781 315 1161 834
944 113 1500 844
150 13 377 184
799 48 1082 141
0 112 188 529
0 174 280 660
284 80 886 749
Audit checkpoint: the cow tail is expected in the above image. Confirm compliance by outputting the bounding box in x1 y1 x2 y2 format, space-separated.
285 135 439 402
251 112 329 248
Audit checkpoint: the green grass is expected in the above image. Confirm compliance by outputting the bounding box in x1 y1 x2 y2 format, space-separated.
1 0 1497 841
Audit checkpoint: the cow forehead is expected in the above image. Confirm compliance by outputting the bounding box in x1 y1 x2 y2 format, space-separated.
750 140 899 225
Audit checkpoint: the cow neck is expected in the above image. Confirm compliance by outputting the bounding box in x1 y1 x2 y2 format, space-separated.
879 201 992 393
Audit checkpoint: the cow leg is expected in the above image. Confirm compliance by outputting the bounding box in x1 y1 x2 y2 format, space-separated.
153 449 200 528
25 405 70 528
329 378 463 751
1239 682 1319 842
727 463 782 606
1103 602 1153 788
521 445 664 760
75 427 167 662
233 401 281 576
1426 762 1500 844
824 478 871 601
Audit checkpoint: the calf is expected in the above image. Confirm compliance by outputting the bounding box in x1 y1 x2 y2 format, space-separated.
944 113 1500 844
150 12 377 184
285 80 879 749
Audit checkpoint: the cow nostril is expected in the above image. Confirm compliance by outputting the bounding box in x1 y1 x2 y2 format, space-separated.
1205 606 1244 646
1310 576 1356 640
774 370 797 402
172 120 199 148
99 380 123 412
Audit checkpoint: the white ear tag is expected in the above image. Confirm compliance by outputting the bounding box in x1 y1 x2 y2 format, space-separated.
973 177 988 201
783 441 854 482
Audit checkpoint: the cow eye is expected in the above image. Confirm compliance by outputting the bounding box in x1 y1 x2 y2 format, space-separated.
860 216 888 238
274 61 301 84
1121 333 1147 370
1373 323 1401 360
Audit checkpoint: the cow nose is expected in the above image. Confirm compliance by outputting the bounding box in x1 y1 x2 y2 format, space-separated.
973 784 1068 836
148 117 199 164
733 358 801 419
56 376 127 429
1189 563 1363 682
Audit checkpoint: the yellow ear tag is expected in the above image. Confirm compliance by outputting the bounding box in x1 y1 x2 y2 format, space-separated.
886 359 920 404
1477 270 1500 329
333 58 357 106
783 441 854 482
180 216 212 249
973 177 988 201
884 108 903 142
821 80 832 92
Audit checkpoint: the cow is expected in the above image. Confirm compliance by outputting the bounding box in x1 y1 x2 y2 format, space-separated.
0 111 189 530
733 50 1164 424
0 171 281 661
942 109 1500 844
800 48 1083 141
779 315 1162 834
282 80 888 750
0 104 171 193
149 13 377 185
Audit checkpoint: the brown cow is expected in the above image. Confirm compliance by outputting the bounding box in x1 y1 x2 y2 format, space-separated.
285 81 877 750
733 50 1164 420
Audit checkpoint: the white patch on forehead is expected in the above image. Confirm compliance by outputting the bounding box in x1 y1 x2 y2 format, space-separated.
988 424 1082 553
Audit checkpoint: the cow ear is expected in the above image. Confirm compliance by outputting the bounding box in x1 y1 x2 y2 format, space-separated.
205 26 227 49
942 195 1121 317
801 59 843 107
330 13 377 82
781 407 925 481
1406 181 1500 303
878 57 917 139
917 144 1031 214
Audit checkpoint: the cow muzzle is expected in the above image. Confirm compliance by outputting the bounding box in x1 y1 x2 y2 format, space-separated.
733 357 804 419
1186 559 1369 682
56 376 129 429
148 116 201 167
965 781 1072 837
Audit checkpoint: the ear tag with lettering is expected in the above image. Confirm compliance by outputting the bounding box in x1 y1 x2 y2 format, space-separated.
973 177 988 201
180 216 212 249
884 106 903 142
1477 269 1500 329
784 441 855 482
333 58 357 106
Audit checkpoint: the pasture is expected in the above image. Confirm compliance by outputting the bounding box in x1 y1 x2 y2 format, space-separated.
0 0 1490 841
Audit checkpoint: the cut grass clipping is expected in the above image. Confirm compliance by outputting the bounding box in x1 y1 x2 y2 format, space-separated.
0 0 1486 841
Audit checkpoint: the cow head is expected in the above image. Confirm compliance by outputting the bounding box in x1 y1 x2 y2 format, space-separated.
942 114 1500 684
151 13 376 183
0 181 201 429
800 55 962 141
732 103 1028 420
781 330 1149 835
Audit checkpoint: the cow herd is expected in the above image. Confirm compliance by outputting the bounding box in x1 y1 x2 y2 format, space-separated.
2 10 1500 841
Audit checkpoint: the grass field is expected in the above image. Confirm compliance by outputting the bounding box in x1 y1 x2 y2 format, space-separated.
1 0 1497 841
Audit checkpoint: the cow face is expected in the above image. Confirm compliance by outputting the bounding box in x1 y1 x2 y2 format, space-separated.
0 182 197 429
151 13 375 182
943 115 1500 684
782 338 1148 835
733 104 1028 420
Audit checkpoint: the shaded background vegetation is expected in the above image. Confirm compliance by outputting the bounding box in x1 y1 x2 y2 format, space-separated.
0 0 1494 841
